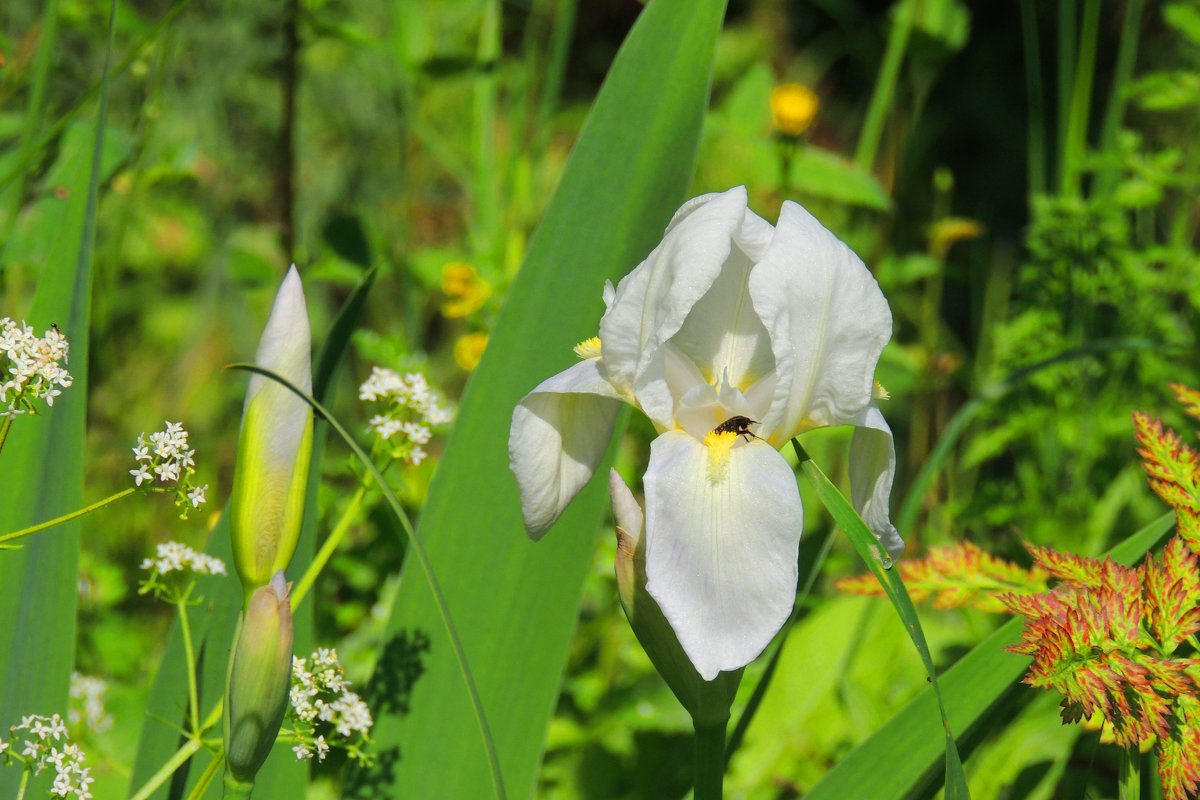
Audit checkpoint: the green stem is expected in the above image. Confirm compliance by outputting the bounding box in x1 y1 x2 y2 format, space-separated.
187 749 225 800
128 737 205 800
177 592 202 737
222 772 254 799
1019 0 1047 198
693 719 726 800
1118 747 1140 800
290 481 369 609
0 487 138 545
1096 0 1144 194
1062 0 1100 196
0 415 12 457
15 768 29 800
853 0 914 172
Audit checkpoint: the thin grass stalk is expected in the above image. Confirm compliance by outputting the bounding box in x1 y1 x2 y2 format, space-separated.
1096 0 1144 194
290 481 369 608
536 0 578 152
1056 0 1076 190
854 1 914 173
0 488 138 545
281 0 300 261
472 0 501 267
0 0 59 243
1062 0 1101 196
1019 0 1047 198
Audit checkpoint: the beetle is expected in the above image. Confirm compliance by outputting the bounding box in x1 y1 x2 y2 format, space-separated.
711 415 761 441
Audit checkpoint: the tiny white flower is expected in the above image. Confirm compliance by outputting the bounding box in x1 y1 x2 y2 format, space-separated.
187 484 208 508
130 465 151 486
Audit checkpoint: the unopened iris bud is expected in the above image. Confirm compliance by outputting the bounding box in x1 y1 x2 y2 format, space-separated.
226 571 294 787
230 266 313 593
609 471 741 726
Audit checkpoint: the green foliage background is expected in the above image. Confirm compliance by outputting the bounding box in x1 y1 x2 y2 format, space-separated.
0 0 1197 797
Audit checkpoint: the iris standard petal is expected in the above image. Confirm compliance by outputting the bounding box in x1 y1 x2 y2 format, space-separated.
599 187 752 426
509 359 624 538
643 431 802 680
850 404 905 558
750 202 892 443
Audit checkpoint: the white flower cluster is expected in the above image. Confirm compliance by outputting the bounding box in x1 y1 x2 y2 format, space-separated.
129 422 209 517
139 541 226 577
288 648 373 764
359 367 452 466
67 674 112 735
3 713 93 798
0 318 73 418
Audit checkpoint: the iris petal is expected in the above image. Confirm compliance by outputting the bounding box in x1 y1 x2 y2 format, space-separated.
509 359 623 537
643 431 802 680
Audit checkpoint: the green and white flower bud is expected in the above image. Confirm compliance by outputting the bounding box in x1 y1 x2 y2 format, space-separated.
230 266 313 593
609 470 741 726
226 571 294 788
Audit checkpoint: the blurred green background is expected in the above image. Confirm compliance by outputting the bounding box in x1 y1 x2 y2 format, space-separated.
2 0 1198 796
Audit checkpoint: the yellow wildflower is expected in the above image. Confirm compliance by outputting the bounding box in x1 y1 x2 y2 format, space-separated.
454 332 488 371
440 262 492 319
770 83 819 138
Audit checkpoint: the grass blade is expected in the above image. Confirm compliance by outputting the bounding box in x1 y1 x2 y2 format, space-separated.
793 440 971 800
0 1 119 796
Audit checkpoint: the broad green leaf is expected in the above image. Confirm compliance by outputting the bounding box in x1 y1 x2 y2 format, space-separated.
0 4 121 796
803 511 1174 799
347 0 728 797
788 146 892 211
126 268 375 799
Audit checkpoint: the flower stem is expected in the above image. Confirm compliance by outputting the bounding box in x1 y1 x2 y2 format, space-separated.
177 591 202 737
222 772 254 799
692 719 726 800
0 415 12 457
0 486 138 545
15 767 29 800
128 737 205 800
187 747 225 800
290 481 369 609
1118 747 1140 800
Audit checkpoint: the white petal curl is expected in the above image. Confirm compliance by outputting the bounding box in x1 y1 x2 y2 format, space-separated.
850 404 904 559
509 359 623 538
750 202 892 443
644 431 802 680
599 187 753 428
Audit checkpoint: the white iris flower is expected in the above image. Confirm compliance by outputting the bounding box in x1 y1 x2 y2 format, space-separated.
509 186 902 680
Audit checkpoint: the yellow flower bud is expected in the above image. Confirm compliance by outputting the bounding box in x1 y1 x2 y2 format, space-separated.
225 572 294 786
230 266 314 592
770 83 819 138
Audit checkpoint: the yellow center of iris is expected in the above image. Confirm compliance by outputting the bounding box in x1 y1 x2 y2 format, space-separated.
703 430 738 483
